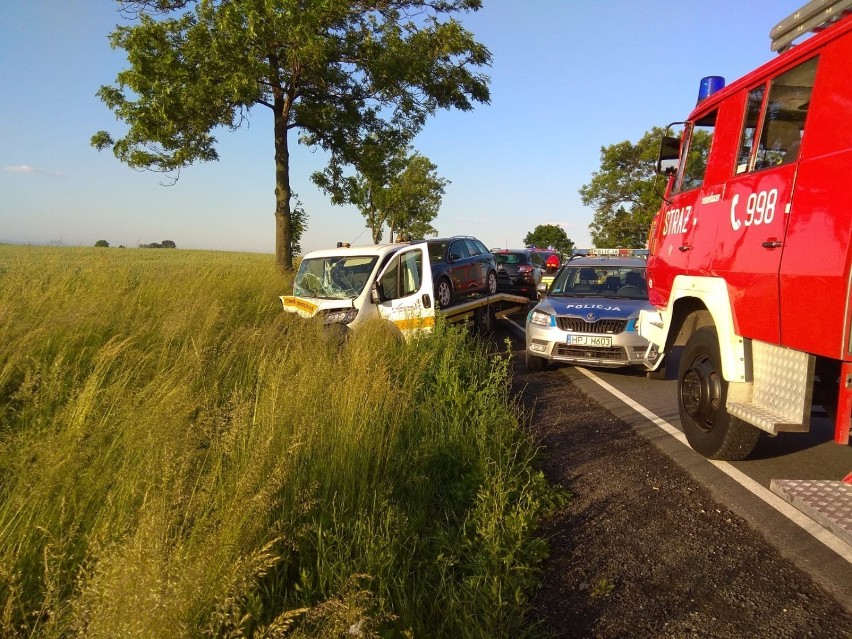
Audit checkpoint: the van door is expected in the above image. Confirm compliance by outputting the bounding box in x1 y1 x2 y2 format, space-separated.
374 243 436 340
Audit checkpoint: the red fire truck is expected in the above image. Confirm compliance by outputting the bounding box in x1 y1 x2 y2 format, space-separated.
639 0 852 529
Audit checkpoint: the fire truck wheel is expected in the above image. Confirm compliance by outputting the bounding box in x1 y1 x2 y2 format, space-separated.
677 326 760 461
435 277 453 309
526 351 548 372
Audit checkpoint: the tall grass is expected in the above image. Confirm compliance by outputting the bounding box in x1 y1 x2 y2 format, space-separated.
0 245 555 638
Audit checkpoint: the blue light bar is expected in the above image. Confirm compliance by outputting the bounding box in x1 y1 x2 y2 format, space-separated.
697 76 725 104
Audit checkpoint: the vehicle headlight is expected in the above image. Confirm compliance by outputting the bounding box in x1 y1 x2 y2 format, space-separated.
529 310 554 327
627 318 638 332
324 309 359 325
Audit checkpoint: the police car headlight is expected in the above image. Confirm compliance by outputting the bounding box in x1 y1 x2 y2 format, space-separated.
627 318 638 332
529 310 554 327
324 309 359 325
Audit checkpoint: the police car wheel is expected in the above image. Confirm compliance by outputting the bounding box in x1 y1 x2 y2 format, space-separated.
645 364 667 380
526 351 548 372
677 326 760 461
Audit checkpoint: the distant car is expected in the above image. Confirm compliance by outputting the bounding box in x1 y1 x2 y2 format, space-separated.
525 252 662 373
527 248 563 290
492 249 544 300
427 236 498 307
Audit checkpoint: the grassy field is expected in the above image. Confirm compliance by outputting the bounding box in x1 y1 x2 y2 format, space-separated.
0 245 556 638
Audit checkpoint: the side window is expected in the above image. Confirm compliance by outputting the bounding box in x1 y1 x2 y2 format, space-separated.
449 240 469 260
428 242 447 263
399 250 422 297
379 256 399 300
674 111 717 193
736 85 765 174
464 239 482 256
752 57 817 171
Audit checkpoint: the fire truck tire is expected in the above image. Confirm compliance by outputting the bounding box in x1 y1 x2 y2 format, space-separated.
677 326 760 460
526 351 548 372
435 277 453 309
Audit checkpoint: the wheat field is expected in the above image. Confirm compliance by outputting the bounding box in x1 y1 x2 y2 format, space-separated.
0 245 555 638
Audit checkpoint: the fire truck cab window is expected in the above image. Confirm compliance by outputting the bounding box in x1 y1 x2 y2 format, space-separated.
748 57 818 172
674 112 716 193
736 85 765 173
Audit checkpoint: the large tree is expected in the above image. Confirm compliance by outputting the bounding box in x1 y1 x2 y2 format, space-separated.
523 224 574 256
92 0 491 269
385 154 446 242
312 142 446 243
579 127 712 248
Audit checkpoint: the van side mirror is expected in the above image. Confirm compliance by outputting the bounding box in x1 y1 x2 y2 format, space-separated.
371 282 383 304
657 135 681 175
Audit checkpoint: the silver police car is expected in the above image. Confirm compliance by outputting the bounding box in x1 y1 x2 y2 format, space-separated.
525 251 661 373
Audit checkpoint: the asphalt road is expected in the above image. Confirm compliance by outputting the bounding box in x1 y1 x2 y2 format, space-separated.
494 313 852 613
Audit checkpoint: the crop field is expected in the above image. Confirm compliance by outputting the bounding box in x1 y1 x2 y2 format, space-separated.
0 245 555 638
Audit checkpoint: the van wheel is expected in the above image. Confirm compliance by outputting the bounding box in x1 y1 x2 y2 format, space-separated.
526 351 548 372
678 326 760 460
475 305 494 335
435 278 453 308
487 270 498 295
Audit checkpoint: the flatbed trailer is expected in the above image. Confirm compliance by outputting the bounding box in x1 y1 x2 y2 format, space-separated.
438 293 530 332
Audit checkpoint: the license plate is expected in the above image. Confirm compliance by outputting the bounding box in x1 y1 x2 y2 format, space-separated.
568 335 612 348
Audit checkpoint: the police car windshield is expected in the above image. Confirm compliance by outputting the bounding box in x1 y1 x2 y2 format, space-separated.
294 256 378 300
550 265 648 300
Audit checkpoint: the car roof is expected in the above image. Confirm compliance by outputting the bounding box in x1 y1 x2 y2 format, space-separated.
428 236 481 242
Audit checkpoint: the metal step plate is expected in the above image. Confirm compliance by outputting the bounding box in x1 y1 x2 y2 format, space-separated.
770 479 852 547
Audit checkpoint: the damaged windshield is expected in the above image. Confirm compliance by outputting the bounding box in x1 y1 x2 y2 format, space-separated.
293 255 378 300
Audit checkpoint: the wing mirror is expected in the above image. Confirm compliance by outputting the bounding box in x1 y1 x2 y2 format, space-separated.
657 135 681 175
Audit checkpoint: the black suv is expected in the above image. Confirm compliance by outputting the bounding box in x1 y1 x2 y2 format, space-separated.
492 249 545 300
427 236 498 307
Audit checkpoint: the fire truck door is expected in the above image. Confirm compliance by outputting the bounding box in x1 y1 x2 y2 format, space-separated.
651 119 718 297
655 187 703 277
711 164 797 344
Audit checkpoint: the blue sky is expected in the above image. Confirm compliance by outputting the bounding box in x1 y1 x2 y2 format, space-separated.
0 0 808 254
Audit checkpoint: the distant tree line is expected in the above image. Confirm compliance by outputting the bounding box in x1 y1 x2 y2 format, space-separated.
94 240 176 249
139 240 177 249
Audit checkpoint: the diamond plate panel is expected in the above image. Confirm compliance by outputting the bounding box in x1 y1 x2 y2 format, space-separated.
770 479 852 547
728 402 787 435
752 340 814 423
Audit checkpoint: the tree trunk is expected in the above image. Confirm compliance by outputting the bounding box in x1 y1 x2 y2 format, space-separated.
273 96 292 271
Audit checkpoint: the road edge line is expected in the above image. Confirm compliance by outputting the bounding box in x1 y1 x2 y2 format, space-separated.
574 366 852 564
